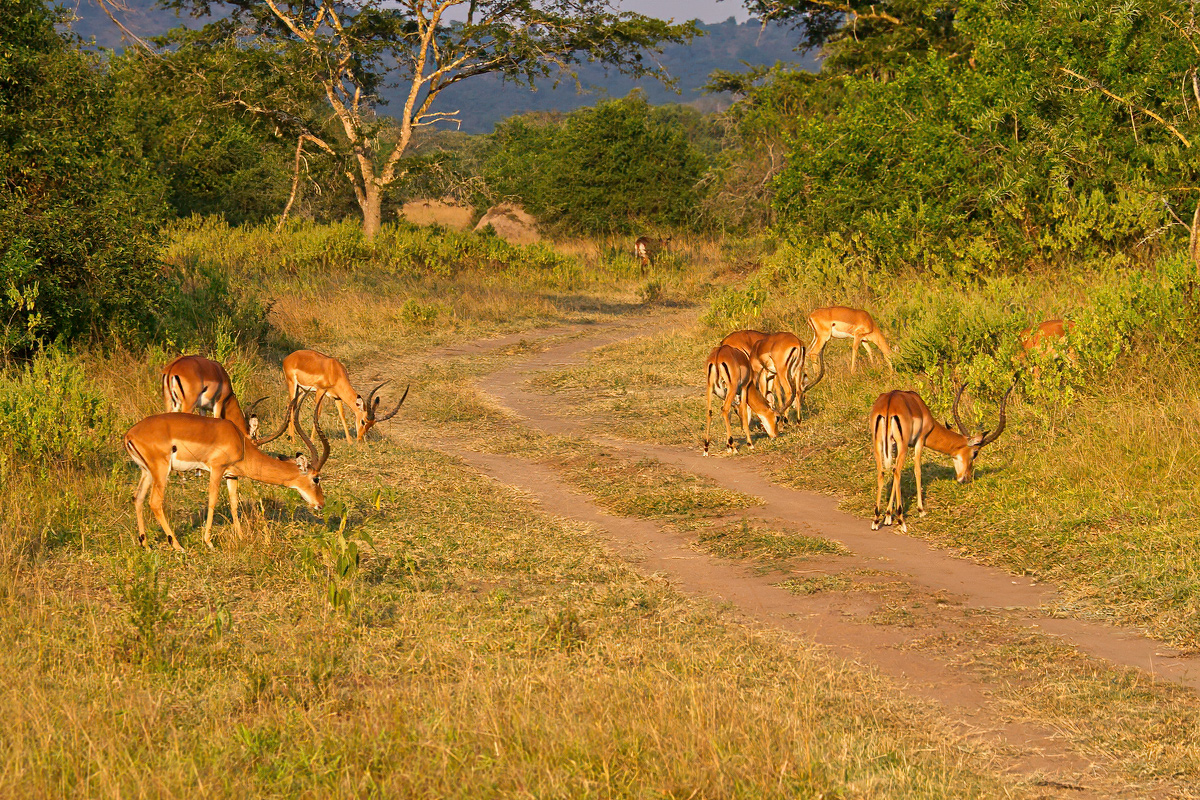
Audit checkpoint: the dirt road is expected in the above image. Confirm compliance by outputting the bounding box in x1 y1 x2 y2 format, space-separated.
391 311 1200 794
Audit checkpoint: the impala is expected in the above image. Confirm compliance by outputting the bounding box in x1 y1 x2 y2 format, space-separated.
124 391 330 552
162 355 262 439
703 345 780 455
807 306 895 372
633 234 671 271
1020 319 1074 353
869 385 1012 532
750 332 825 422
719 329 769 360
282 349 408 442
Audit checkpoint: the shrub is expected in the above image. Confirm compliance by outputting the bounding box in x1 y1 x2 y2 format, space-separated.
0 0 166 352
486 92 708 233
0 350 114 466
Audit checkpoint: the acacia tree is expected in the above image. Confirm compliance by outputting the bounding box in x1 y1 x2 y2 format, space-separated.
154 0 697 239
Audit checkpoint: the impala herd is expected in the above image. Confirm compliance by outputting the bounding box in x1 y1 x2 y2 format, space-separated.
125 349 408 552
125 298 1069 550
709 305 1065 533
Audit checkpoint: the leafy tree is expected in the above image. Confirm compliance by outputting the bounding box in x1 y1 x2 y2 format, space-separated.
158 0 699 239
733 0 1200 270
0 0 164 352
107 38 345 224
745 0 962 75
486 93 709 233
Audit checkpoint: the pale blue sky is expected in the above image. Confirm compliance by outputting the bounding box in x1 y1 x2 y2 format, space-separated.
621 0 752 23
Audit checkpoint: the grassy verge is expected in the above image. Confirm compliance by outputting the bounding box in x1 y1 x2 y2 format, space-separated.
530 255 1200 653
1 369 1018 798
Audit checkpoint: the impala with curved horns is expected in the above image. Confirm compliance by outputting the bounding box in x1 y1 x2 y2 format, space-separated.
869 384 1012 532
123 390 330 552
750 332 825 422
282 349 408 443
162 355 265 440
703 345 780 455
808 306 895 372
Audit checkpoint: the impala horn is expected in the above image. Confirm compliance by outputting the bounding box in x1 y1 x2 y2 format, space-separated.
801 350 825 392
254 390 300 446
978 383 1015 447
294 390 331 474
366 379 410 423
951 384 970 436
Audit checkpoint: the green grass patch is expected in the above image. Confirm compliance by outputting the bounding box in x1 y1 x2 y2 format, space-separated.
696 519 846 565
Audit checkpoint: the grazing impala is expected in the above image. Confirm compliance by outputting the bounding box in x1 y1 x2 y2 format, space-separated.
807 306 895 372
719 329 769 360
1020 319 1074 353
869 385 1012 532
123 391 329 552
282 349 408 443
750 332 825 422
703 345 780 455
634 235 671 272
162 355 262 439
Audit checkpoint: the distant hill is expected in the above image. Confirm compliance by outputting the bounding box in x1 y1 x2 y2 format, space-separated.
63 2 815 132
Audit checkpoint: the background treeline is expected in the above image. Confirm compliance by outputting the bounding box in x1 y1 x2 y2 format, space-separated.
7 0 1200 353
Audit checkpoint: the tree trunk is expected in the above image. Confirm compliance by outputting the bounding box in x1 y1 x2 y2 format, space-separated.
360 183 383 241
1191 201 1200 271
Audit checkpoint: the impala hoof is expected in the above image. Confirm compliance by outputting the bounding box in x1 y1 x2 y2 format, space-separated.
871 521 880 531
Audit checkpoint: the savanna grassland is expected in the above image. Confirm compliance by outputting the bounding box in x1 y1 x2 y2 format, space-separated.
10 0 1200 794
0 221 1038 798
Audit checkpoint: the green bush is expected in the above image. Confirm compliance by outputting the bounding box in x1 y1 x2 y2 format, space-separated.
486 92 708 233
0 350 114 465
0 0 166 352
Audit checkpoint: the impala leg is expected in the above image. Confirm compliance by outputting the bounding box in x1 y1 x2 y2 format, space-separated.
739 386 753 449
851 336 861 373
703 383 715 456
334 397 353 443
862 339 877 365
133 469 153 548
912 440 927 518
756 369 773 411
890 448 908 533
202 469 222 550
147 465 182 552
873 462 887 531
285 376 299 439
722 391 736 453
226 477 243 542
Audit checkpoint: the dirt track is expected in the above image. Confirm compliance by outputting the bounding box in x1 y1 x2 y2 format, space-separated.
390 310 1200 793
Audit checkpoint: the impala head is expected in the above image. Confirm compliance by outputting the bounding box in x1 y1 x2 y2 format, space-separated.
291 390 331 511
245 396 268 441
949 383 1014 482
354 380 410 441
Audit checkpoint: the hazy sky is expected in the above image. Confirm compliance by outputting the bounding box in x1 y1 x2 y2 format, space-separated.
620 0 752 23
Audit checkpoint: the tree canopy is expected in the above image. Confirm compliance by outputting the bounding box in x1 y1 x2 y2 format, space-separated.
157 0 699 238
0 0 164 352
729 0 1200 272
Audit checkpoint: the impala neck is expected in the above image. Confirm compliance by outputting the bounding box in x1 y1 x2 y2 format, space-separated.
224 394 251 435
923 420 971 456
227 441 309 487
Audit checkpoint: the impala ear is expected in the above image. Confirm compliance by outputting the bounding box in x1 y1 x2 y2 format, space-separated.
944 419 953 430
355 396 365 412
247 416 260 440
295 453 310 473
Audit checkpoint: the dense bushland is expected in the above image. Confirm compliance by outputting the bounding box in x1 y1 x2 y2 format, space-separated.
485 93 713 233
0 0 165 352
720 0 1200 271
